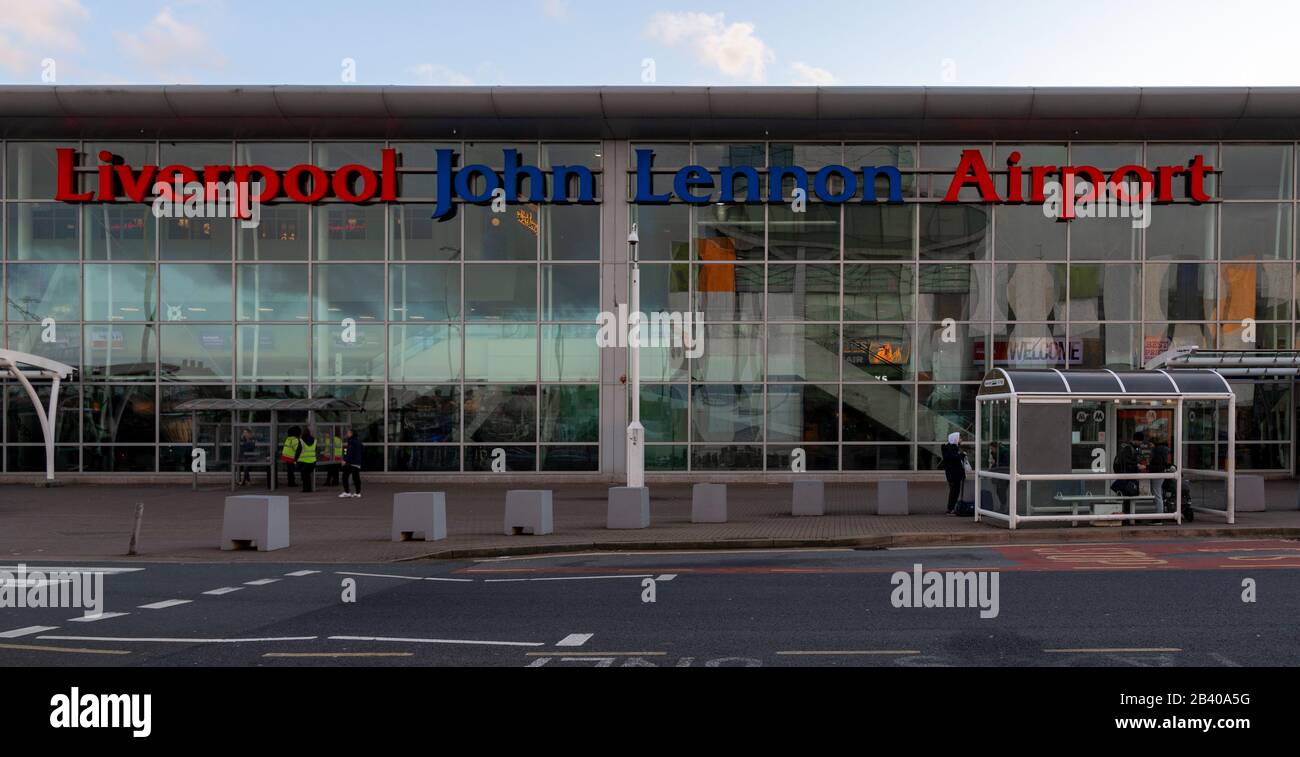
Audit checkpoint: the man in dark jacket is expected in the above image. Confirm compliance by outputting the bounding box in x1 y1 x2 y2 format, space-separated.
339 429 364 499
940 431 968 515
1111 431 1143 497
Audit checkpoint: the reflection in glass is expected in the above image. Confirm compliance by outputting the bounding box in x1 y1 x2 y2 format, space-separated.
844 264 912 321
691 384 762 442
769 264 840 320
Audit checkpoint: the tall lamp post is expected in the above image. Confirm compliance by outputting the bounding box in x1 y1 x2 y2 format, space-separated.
626 223 643 488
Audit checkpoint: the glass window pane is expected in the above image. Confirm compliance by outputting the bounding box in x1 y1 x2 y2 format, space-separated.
464 324 537 382
389 324 461 382
160 142 229 166
844 264 913 321
845 204 913 260
84 264 157 321
541 264 599 320
920 205 989 260
693 264 762 320
1145 263 1217 321
991 322 1069 369
1220 262 1291 323
83 385 155 443
540 385 598 442
920 144 991 169
917 322 987 382
769 205 839 261
312 323 385 381
84 205 154 260
238 205 307 260
313 384 385 443
692 445 763 471
160 216 231 260
465 264 536 320
388 385 459 443
691 383 762 442
7 384 78 443
1232 382 1290 441
766 323 837 382
235 142 309 167
160 324 233 380
917 383 977 442
770 143 841 167
1068 264 1139 321
918 263 989 321
6 263 79 321
389 263 460 321
767 384 837 442
1220 144 1293 199
995 205 1066 261
391 204 460 260
996 144 1067 166
1143 322 1216 361
465 445 535 472
1146 204 1215 259
541 324 599 381
465 204 537 260
846 144 916 168
237 264 308 321
1221 204 1292 260
544 143 602 170
7 203 78 260
631 204 689 261
769 264 840 321
696 204 763 261
843 383 913 442
7 142 64 199
7 323 80 367
313 264 384 321
160 263 232 321
312 142 385 169
767 445 838 472
1070 215 1140 260
464 384 536 443
315 205 385 260
695 143 763 166
843 324 913 381
995 263 1066 321
1074 322 1138 369
237 324 309 381
693 323 763 382
641 384 687 443
83 324 157 380
464 142 537 167
639 263 690 314
1070 143 1142 166
542 204 599 260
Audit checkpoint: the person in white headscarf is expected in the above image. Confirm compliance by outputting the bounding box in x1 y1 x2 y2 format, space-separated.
940 431 969 515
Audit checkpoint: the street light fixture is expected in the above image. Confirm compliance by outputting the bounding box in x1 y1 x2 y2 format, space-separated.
627 223 643 488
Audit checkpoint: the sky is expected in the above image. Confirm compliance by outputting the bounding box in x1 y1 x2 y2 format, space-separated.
2 0 1299 87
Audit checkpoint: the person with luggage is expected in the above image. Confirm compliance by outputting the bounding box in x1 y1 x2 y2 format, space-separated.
941 431 970 515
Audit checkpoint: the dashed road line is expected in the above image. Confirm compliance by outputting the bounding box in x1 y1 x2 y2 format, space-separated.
657 574 677 581
0 642 130 655
285 570 321 577
138 599 192 610
1043 647 1182 654
484 574 653 583
37 635 318 644
68 612 129 623
329 635 542 647
0 625 58 638
244 579 280 586
556 633 593 647
264 652 413 658
202 587 244 596
336 571 473 583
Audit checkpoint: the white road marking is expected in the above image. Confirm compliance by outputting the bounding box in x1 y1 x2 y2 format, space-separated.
336 571 472 583
138 599 192 610
776 649 920 656
556 633 593 647
202 587 244 596
329 635 543 647
0 565 144 574
657 574 677 581
0 625 58 638
68 612 129 623
1043 647 1182 654
472 548 853 563
38 635 318 644
244 579 280 586
284 570 320 577
483 574 653 583
0 578 74 588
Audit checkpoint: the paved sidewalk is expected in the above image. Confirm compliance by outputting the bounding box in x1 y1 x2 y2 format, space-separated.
2 481 1298 563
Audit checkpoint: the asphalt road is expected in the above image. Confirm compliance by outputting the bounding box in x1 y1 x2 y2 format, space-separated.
2 538 1298 667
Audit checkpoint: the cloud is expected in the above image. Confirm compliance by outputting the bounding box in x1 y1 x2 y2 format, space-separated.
645 11 774 82
790 61 835 86
117 6 226 81
410 63 474 86
0 0 89 75
541 0 569 18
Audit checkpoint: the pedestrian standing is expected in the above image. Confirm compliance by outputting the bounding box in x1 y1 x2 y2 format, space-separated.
296 428 317 493
238 428 257 485
339 429 364 498
279 426 301 487
941 431 969 515
324 430 343 486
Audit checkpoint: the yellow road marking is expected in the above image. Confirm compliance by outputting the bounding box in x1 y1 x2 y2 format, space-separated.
0 642 130 655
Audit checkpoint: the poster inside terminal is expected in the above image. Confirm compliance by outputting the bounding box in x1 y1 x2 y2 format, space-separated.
53 146 1217 218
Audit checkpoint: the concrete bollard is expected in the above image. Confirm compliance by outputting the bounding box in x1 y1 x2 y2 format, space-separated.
222 495 290 551
876 480 909 515
505 490 554 535
791 480 825 516
607 486 650 529
1234 474 1266 512
392 492 447 542
691 483 727 523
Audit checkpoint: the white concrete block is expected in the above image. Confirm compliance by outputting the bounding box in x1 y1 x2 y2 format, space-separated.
877 480 909 515
792 480 825 516
222 495 289 551
607 486 650 529
1235 474 1266 512
392 492 447 542
505 490 554 535
692 483 727 523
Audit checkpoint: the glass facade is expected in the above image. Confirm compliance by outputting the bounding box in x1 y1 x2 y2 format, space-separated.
0 138 1294 474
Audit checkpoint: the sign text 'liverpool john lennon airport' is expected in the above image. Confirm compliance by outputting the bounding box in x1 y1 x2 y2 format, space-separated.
53 147 1217 219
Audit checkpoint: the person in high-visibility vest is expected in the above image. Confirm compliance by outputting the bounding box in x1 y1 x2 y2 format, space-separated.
323 431 344 487
295 428 317 493
279 426 301 487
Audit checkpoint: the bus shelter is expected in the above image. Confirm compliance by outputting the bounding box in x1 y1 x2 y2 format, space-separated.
0 349 76 483
975 368 1236 528
174 397 361 491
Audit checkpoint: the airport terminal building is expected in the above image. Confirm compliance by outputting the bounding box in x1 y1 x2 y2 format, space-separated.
0 85 1297 481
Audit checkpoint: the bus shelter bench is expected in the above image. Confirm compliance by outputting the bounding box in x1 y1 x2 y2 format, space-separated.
1048 492 1161 525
